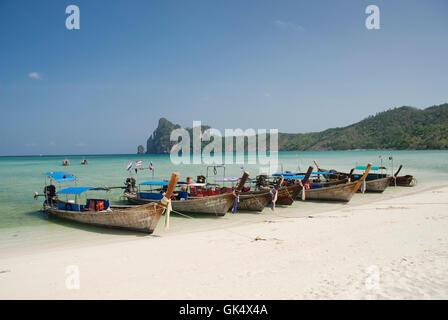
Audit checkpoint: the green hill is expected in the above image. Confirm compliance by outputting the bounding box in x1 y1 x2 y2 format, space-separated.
279 103 448 150
143 103 448 153
146 118 211 154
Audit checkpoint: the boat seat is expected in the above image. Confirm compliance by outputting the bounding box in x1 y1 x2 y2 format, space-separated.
58 202 83 211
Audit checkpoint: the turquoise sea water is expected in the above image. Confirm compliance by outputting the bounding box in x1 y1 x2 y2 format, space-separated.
0 151 448 256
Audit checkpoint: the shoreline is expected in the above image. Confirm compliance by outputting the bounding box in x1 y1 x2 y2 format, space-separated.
1 181 448 299
1 180 445 260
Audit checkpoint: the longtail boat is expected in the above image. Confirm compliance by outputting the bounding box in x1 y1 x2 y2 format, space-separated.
303 164 373 202
270 166 314 205
204 173 272 212
237 190 273 211
275 184 301 205
38 172 179 234
313 160 390 193
389 165 416 187
204 167 272 212
362 175 391 192
124 180 235 216
232 172 272 212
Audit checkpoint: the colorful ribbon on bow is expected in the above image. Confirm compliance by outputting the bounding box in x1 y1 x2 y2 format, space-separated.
361 179 366 194
232 189 239 214
392 175 397 187
299 181 306 200
270 188 278 210
161 196 172 229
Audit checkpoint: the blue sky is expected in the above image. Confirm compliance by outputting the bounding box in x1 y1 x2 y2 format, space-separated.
0 0 447 155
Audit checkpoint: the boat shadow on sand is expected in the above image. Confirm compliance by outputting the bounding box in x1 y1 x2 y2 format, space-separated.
26 209 152 237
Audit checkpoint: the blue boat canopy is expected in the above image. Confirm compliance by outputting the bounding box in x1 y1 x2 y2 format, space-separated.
45 172 76 182
140 181 169 186
57 187 108 195
355 165 386 171
283 175 306 180
272 172 297 176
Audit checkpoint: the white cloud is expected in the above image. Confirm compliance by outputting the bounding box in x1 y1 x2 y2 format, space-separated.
273 20 304 32
28 72 42 80
77 142 87 147
49 141 56 146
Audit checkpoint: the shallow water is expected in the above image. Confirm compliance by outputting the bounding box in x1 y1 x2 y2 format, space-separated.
0 151 447 257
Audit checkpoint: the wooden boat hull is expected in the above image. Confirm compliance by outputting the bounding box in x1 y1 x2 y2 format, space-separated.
389 175 415 187
237 190 272 212
276 184 301 205
303 181 360 202
125 192 235 216
362 177 391 193
45 202 164 234
324 172 391 193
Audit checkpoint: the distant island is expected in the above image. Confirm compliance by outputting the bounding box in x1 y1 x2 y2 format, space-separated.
139 103 448 154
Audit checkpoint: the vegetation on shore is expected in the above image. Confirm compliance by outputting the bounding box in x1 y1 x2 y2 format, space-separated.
142 103 448 154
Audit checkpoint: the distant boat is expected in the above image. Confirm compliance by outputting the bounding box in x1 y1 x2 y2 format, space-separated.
385 165 416 187
62 159 70 166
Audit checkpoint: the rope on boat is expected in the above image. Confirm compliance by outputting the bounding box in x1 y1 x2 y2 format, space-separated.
168 209 195 219
361 179 366 193
232 190 239 214
284 186 296 202
160 196 172 229
299 181 306 200
244 193 267 208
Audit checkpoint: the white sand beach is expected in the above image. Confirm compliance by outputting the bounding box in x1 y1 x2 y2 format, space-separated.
1 183 448 300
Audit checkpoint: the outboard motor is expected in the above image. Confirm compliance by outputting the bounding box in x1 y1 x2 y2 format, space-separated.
44 184 56 206
255 175 269 189
124 177 136 193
